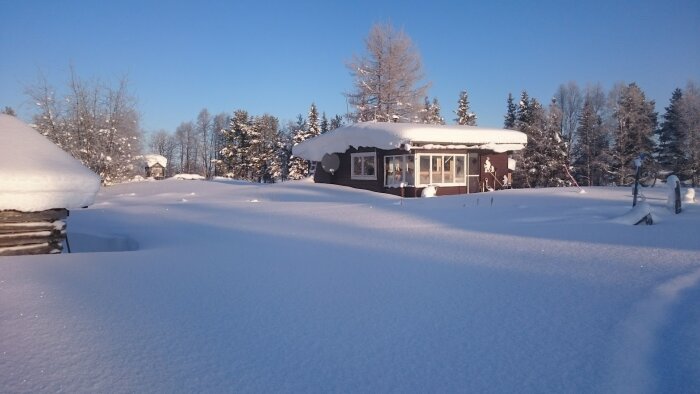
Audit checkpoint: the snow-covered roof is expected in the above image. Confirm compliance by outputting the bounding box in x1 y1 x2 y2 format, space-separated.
0 114 101 212
143 154 167 168
292 122 527 161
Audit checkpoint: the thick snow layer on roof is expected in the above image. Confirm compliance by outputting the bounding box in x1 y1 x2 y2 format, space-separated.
293 122 527 161
0 114 101 211
143 154 167 167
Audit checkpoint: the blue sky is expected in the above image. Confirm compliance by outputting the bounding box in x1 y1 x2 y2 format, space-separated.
1 0 698 133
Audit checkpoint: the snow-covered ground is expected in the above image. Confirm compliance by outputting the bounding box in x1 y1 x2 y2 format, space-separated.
1 179 699 393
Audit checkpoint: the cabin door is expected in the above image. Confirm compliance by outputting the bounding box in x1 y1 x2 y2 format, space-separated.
466 153 480 193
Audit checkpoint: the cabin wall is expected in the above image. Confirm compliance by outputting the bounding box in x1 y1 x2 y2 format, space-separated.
312 148 512 197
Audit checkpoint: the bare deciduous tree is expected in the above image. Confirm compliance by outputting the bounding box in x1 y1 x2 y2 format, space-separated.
346 23 430 123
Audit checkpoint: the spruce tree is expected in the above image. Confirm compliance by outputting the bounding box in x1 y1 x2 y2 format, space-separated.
610 83 658 185
287 114 310 180
320 111 329 134
656 88 684 175
504 93 517 129
455 90 477 125
308 103 321 138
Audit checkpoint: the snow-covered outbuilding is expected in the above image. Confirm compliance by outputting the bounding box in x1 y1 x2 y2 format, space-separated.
0 114 100 255
143 154 167 179
292 122 527 197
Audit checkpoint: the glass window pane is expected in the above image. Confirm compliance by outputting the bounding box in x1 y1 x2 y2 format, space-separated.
353 156 363 175
455 156 465 181
405 156 415 185
363 156 375 176
419 155 430 184
443 156 454 183
432 155 442 184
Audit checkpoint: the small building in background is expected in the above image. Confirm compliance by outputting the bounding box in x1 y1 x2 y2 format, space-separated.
144 154 168 179
292 122 527 197
0 114 100 256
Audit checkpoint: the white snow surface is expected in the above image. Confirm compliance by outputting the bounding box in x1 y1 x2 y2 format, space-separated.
293 122 527 161
0 114 100 212
1 180 699 393
143 154 167 168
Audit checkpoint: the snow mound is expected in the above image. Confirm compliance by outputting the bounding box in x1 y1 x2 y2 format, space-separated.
172 174 205 180
0 114 101 211
611 202 656 225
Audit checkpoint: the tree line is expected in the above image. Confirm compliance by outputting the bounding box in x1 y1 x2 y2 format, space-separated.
9 22 699 188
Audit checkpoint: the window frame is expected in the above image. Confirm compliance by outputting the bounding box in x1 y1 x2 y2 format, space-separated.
415 153 471 187
384 154 415 187
350 152 377 180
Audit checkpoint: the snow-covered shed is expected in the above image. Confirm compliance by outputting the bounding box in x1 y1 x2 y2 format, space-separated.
143 154 167 179
0 114 100 255
292 122 527 197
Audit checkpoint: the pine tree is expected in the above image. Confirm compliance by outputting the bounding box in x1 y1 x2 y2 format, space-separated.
455 90 477 125
504 93 517 129
656 88 684 175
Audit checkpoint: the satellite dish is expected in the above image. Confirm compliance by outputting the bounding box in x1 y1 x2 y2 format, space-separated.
321 153 340 175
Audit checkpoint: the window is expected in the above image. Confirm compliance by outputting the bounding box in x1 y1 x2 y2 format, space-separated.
351 152 377 180
384 155 415 187
415 153 472 187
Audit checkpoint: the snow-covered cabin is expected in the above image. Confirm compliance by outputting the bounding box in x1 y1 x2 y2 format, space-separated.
292 122 527 197
144 154 167 179
0 114 100 255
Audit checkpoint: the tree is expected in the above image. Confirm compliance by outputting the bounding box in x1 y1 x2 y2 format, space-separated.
554 82 583 160
455 90 477 126
148 130 177 176
307 103 321 139
26 68 142 184
504 93 517 129
320 112 329 134
288 114 310 180
678 82 700 186
196 108 215 178
175 121 196 174
330 114 344 130
211 112 229 177
2 106 16 116
656 88 684 175
609 83 658 185
346 22 430 123
573 95 609 186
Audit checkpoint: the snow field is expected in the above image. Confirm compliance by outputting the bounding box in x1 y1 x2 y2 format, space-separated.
1 180 698 392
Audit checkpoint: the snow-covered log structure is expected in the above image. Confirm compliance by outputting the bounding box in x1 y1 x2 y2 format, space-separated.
292 122 527 197
0 114 100 255
143 154 167 179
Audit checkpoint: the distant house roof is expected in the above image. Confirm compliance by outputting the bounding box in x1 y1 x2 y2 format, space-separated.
292 122 527 161
0 114 101 212
143 154 167 168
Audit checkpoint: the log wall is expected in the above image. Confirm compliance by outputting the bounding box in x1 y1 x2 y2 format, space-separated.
0 209 68 256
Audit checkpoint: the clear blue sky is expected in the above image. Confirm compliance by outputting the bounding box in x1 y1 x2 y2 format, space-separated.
2 0 698 134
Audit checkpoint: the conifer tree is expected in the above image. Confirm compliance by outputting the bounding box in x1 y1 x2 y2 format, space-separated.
455 90 477 126
308 103 321 139
610 83 658 185
504 93 517 129
573 97 609 186
656 88 684 175
320 111 329 134
287 115 310 180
